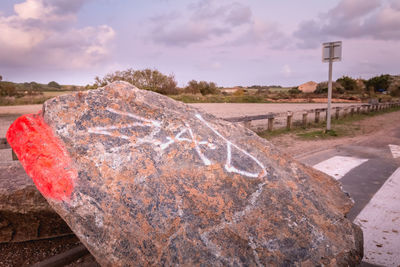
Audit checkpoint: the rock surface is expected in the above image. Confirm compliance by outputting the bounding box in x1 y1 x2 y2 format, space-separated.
7 81 363 266
0 161 72 243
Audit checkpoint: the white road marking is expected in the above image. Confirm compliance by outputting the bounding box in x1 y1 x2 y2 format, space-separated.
389 144 400 159
354 167 400 267
313 156 368 180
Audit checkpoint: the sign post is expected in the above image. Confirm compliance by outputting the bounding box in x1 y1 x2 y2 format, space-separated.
322 41 342 131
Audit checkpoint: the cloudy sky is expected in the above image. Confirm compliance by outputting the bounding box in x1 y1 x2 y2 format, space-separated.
0 0 399 87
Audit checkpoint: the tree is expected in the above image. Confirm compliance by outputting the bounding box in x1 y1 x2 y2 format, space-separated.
184 80 218 95
94 68 179 95
388 76 400 96
315 81 344 94
185 80 201 94
0 81 17 97
288 87 301 94
336 76 357 91
390 86 400 97
48 81 61 89
0 75 2 81
198 81 218 95
29 82 41 94
365 74 391 92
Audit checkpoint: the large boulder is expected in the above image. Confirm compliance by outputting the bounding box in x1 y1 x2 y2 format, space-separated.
0 161 72 243
7 82 363 266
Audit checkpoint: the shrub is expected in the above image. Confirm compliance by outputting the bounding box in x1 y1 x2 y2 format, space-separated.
185 80 201 94
94 68 179 95
184 80 218 95
390 86 400 97
48 81 61 89
199 81 218 95
315 81 344 94
365 74 390 92
0 81 17 97
233 89 245 97
336 76 357 91
289 87 301 94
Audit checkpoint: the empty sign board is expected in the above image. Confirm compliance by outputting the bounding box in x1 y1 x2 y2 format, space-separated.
322 41 342 62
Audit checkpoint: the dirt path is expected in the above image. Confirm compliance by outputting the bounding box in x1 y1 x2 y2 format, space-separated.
0 105 42 115
268 111 400 158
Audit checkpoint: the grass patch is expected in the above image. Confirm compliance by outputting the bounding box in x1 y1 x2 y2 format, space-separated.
170 94 272 103
297 130 338 139
0 91 74 106
258 128 292 139
268 87 291 93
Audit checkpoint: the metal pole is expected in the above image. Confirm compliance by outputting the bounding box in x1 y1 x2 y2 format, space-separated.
326 44 333 131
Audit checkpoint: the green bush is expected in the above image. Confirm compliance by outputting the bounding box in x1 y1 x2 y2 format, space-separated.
315 81 344 94
48 81 61 89
336 76 358 91
390 86 400 97
365 74 390 92
184 80 218 95
94 68 179 95
288 87 301 94
0 81 17 97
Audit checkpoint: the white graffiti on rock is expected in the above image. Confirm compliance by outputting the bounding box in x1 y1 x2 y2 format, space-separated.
87 108 267 178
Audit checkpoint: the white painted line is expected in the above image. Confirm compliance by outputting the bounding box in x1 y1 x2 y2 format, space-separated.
389 144 400 159
313 156 368 180
354 167 400 266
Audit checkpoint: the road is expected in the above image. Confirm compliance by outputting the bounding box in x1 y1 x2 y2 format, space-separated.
296 122 400 266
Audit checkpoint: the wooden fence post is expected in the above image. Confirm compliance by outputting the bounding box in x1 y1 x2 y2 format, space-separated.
362 104 367 114
12 149 18 161
268 117 274 132
302 112 308 128
315 109 320 123
286 112 293 130
335 107 340 120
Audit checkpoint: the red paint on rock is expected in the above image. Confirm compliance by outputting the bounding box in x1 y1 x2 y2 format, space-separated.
6 112 77 202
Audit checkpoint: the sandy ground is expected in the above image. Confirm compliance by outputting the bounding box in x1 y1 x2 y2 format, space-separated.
269 110 400 159
0 105 42 115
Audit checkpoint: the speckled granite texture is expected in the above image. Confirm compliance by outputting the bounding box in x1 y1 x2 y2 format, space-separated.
7 81 362 266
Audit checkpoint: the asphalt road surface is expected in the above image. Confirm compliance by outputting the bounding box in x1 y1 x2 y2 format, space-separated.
296 123 400 266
